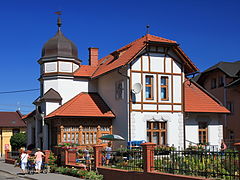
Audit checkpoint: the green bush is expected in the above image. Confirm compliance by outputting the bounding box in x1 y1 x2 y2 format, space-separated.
10 133 27 150
85 171 103 180
53 166 103 180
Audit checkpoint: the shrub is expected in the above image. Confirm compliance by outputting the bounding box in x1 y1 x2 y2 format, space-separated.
10 133 27 150
48 152 57 167
85 171 104 180
78 169 88 178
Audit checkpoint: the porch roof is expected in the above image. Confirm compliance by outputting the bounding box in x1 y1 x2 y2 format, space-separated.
45 92 115 119
184 79 230 113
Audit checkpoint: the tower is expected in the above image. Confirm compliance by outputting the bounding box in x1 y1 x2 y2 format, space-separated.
38 15 81 105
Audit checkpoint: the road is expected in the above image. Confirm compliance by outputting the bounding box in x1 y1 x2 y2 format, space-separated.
0 171 27 179
0 159 84 180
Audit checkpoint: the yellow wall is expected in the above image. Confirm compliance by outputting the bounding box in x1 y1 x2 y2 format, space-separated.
0 128 26 156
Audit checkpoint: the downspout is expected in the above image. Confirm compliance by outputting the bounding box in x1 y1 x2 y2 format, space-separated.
223 75 227 139
117 66 131 142
182 68 186 149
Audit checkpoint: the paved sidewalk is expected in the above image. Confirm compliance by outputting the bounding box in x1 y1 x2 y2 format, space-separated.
0 159 84 180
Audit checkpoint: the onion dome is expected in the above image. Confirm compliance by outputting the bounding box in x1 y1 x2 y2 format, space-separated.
41 16 78 59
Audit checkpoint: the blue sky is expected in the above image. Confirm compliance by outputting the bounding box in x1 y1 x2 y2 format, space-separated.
0 0 240 113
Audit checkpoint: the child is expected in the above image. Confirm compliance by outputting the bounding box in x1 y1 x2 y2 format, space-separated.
20 151 29 174
105 142 112 166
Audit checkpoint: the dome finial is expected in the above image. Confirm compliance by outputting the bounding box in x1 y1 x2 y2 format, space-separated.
55 11 62 29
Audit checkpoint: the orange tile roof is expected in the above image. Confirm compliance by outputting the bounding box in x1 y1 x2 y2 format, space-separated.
184 80 230 113
22 110 36 120
74 34 198 78
46 92 115 119
73 65 98 77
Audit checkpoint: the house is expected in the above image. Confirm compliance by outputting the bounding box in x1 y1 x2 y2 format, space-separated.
195 61 240 145
23 17 229 150
0 111 26 155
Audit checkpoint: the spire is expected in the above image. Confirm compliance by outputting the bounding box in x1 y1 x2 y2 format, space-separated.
146 25 150 34
146 25 150 41
55 11 62 30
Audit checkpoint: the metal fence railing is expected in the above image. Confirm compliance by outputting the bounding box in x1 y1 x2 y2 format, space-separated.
152 148 240 179
101 149 143 171
7 151 20 159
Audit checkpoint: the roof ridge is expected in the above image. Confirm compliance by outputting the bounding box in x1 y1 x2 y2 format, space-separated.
148 34 177 43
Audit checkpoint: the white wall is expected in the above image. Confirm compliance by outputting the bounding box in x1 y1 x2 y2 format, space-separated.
97 68 129 143
185 113 223 149
46 102 61 115
131 111 184 148
43 76 90 104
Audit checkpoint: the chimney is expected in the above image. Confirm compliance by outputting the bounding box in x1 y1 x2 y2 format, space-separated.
88 47 99 66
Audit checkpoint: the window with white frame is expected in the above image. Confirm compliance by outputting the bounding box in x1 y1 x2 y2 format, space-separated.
115 80 124 100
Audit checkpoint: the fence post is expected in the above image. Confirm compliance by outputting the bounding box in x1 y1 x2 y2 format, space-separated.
5 150 9 159
93 145 103 169
141 142 156 173
64 149 69 165
44 150 51 164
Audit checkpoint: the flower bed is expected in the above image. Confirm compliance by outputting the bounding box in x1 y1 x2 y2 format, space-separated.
51 166 103 180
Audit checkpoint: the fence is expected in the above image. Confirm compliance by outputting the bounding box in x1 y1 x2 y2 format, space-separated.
101 149 143 171
7 151 20 159
94 143 240 180
152 148 240 179
5 150 51 164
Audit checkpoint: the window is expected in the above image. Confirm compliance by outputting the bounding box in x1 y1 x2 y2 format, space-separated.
227 102 234 114
12 129 20 135
211 78 217 89
145 76 154 100
147 122 167 145
161 76 169 100
198 122 208 144
62 126 110 145
218 76 224 87
115 80 124 100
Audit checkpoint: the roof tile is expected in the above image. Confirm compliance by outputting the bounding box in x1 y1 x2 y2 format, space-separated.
46 92 115 118
184 80 229 113
0 111 26 127
74 34 198 78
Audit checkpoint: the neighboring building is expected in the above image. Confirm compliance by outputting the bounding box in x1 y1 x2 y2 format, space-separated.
23 17 229 150
0 111 26 156
195 61 240 144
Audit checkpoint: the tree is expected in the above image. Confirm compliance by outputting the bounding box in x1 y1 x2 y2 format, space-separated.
10 133 27 150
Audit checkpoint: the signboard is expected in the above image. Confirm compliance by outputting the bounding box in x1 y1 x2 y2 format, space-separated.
4 144 10 150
